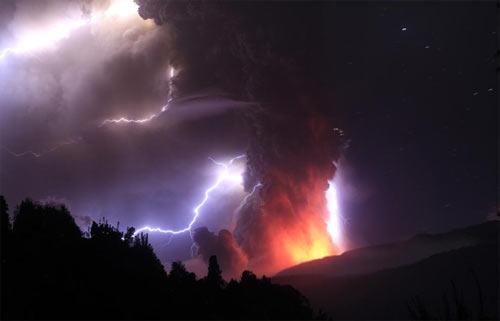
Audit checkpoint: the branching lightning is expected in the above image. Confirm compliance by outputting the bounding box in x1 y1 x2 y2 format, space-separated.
133 154 247 238
100 68 175 126
99 104 170 126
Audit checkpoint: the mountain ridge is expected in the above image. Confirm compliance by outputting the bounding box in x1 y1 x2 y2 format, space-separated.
272 220 498 319
276 220 498 278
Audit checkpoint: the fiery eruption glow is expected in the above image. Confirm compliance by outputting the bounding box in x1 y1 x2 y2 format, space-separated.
132 153 342 276
261 177 341 274
236 165 341 275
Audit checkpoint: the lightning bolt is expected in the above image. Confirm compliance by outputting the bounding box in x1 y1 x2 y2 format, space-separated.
4 63 171 157
236 182 263 212
99 103 170 126
0 0 140 61
3 148 42 158
0 0 153 157
133 154 247 238
2 137 82 158
1 0 170 157
100 68 175 126
0 18 89 61
325 178 348 252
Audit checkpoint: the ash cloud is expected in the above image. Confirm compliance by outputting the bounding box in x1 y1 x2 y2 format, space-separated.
192 227 248 279
137 1 342 275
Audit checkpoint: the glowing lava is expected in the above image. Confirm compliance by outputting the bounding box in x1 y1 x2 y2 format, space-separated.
280 179 343 265
237 165 341 275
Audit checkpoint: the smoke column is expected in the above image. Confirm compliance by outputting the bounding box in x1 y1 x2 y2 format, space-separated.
136 0 342 275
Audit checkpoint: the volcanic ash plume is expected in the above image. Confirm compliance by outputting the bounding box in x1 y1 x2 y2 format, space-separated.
137 0 342 275
236 116 340 275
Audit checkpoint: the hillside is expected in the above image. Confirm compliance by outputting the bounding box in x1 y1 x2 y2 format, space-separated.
277 221 498 278
273 221 499 319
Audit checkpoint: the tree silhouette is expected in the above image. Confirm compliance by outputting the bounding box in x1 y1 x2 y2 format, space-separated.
0 195 10 233
0 196 11 320
0 196 320 320
169 261 196 286
0 195 10 258
13 199 81 243
206 255 224 288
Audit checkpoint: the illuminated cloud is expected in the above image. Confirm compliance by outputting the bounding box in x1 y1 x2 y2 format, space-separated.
0 0 147 60
0 0 170 152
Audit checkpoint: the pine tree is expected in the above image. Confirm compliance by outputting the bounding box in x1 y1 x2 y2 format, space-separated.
207 255 224 288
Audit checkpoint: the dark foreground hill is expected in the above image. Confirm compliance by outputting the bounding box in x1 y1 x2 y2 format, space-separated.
274 221 499 319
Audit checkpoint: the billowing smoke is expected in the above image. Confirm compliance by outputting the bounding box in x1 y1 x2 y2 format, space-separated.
137 1 342 275
192 227 248 279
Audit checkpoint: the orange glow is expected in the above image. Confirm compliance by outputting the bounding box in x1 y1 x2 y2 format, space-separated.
237 115 341 276
279 220 334 264
252 166 340 275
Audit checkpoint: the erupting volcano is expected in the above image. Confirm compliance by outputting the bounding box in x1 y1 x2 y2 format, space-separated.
226 114 342 275
130 0 346 276
1 0 496 319
0 0 347 277
229 172 342 275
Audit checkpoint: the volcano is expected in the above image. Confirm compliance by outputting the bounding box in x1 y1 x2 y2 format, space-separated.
273 221 499 319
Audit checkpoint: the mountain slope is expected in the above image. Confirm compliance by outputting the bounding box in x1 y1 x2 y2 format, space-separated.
277 220 498 278
273 221 499 319
274 243 498 319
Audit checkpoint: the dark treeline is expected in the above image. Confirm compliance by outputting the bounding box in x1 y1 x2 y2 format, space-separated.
0 196 322 320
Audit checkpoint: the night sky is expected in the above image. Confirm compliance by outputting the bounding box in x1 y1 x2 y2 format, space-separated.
323 2 497 247
0 1 497 273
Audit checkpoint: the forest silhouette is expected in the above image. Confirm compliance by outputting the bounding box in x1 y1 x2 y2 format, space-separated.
0 196 322 320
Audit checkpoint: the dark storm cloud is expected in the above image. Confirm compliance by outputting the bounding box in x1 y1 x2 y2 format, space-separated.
137 0 344 275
